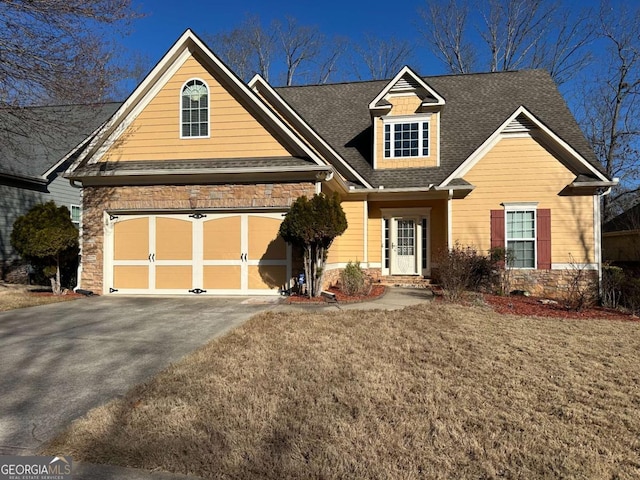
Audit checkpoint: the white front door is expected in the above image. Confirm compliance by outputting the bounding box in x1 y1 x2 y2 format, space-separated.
392 218 418 275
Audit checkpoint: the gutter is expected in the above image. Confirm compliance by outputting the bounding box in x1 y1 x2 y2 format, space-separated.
0 171 48 186
66 164 333 180
570 180 618 188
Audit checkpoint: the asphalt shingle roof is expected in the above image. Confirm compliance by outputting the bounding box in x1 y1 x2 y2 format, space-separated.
0 103 120 181
276 69 603 188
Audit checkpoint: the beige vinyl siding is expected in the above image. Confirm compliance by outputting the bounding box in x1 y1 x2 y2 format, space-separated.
101 55 290 162
452 136 595 264
374 103 439 169
388 95 423 115
326 200 365 264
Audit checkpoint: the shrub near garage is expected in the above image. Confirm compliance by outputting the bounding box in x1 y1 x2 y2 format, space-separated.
10 202 79 295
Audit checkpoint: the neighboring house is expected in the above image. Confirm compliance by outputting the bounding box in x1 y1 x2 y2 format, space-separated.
602 204 640 263
65 30 616 296
0 103 120 275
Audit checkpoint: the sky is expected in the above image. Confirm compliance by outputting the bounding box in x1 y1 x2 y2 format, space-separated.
122 0 606 73
123 0 423 68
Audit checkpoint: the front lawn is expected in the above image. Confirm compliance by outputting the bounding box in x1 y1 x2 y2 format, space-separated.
43 303 640 479
0 283 80 311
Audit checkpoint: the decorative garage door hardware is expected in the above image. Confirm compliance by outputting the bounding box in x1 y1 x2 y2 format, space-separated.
105 213 291 295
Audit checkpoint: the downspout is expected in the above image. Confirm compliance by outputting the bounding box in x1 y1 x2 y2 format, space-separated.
73 183 84 292
363 196 368 266
447 189 454 249
596 186 613 298
315 170 334 194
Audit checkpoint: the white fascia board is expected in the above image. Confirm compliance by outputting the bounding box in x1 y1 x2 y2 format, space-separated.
440 106 610 187
368 66 445 110
248 75 373 188
73 29 329 170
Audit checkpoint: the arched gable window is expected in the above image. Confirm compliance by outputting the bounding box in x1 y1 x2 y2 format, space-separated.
181 79 209 138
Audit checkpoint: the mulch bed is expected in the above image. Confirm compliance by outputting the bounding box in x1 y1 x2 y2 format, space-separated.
286 284 386 304
30 291 85 299
484 293 637 321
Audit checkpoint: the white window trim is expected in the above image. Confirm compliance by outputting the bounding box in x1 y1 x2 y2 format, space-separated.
179 78 210 139
382 114 431 159
503 202 538 270
70 204 81 225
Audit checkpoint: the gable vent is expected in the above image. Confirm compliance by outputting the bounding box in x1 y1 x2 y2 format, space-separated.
390 75 421 92
504 114 538 133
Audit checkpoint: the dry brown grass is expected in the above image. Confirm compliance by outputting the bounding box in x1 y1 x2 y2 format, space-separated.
43 303 640 479
0 284 78 311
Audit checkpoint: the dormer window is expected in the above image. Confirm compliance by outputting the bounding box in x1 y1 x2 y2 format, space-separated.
384 116 430 158
181 79 209 138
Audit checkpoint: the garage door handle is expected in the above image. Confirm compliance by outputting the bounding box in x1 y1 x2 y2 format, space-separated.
148 253 155 262
240 253 247 262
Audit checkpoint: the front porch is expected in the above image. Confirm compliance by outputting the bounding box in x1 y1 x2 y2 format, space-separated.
323 195 450 288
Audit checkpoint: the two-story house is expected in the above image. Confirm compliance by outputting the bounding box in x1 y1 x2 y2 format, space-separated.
65 30 615 296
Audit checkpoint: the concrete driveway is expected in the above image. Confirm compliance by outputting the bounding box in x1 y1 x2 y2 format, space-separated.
0 295 273 455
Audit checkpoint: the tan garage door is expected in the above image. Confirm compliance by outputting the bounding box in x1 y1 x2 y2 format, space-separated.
107 212 290 295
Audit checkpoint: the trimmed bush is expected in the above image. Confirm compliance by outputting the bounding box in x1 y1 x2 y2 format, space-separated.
340 261 371 296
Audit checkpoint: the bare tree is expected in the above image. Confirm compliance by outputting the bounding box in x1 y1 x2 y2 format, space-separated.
351 34 414 80
417 0 475 74
417 0 594 85
0 0 139 106
209 15 344 86
207 15 276 83
275 17 323 86
315 36 348 84
577 3 640 219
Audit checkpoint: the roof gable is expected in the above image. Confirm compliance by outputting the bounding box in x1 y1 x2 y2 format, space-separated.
69 29 328 174
441 106 612 186
368 66 445 112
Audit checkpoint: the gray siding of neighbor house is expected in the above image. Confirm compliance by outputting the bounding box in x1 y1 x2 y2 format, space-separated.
0 182 46 265
0 172 80 267
47 171 82 213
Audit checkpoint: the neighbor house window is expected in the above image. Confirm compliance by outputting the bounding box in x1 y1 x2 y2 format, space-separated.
384 117 429 158
506 209 536 268
181 79 209 138
70 205 81 227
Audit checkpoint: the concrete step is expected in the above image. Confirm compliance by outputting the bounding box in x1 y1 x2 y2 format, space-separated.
379 276 432 288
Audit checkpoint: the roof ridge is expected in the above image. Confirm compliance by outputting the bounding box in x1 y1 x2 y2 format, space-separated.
274 69 549 90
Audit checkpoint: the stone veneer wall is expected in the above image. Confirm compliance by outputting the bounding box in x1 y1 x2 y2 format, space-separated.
509 268 598 299
322 267 382 291
81 182 316 293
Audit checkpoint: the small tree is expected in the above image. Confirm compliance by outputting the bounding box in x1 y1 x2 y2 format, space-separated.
11 202 79 295
279 193 347 297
